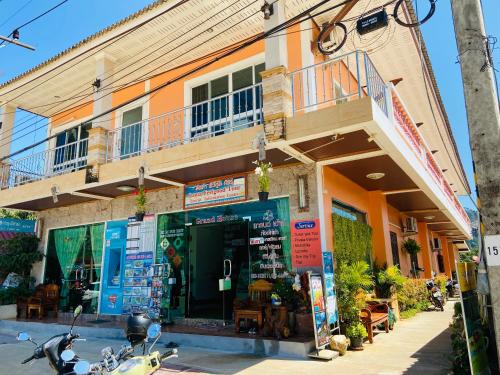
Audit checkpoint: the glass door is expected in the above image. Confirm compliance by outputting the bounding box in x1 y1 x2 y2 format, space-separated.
53 123 91 174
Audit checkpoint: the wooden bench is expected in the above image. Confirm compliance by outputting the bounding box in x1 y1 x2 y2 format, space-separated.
360 303 389 343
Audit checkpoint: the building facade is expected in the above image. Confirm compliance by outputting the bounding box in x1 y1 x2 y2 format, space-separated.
0 0 471 318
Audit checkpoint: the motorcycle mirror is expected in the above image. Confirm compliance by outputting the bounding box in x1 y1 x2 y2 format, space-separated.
147 323 161 339
74 305 83 318
74 360 91 375
61 350 76 362
17 332 31 341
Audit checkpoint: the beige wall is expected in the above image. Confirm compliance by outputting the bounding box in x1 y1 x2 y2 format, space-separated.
33 164 318 283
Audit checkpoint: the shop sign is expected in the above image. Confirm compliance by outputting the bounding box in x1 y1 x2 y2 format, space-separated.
0 218 36 233
309 273 330 349
291 219 322 268
184 176 246 209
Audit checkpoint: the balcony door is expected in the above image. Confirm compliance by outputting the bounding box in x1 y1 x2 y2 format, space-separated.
53 123 90 174
190 63 264 139
119 107 143 159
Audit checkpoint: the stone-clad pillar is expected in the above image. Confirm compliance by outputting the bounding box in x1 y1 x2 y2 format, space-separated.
87 126 109 167
260 66 292 141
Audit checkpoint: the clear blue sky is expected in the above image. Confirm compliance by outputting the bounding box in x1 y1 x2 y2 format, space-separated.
0 0 498 210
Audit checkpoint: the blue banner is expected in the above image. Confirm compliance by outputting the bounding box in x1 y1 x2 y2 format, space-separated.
184 176 246 209
0 218 36 233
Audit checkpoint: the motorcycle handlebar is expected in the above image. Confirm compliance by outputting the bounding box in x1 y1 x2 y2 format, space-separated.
160 349 178 361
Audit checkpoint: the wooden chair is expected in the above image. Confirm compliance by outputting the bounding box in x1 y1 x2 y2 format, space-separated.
27 285 45 320
360 303 389 343
234 280 273 333
44 284 60 318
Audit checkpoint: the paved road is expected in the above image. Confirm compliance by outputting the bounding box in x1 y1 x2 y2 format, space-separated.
0 301 455 375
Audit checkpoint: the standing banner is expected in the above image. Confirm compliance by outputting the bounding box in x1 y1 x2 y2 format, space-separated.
291 219 322 268
456 262 490 374
308 272 330 348
322 251 339 326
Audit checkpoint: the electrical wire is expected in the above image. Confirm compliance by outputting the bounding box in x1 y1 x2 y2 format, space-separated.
2 0 356 161
0 0 69 46
0 0 34 30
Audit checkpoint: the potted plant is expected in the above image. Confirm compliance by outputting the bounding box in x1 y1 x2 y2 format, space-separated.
402 238 421 256
374 264 406 299
346 321 368 350
253 160 273 201
135 186 147 221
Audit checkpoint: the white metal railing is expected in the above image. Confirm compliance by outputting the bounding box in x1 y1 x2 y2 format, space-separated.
106 84 263 161
1 138 89 189
289 50 388 115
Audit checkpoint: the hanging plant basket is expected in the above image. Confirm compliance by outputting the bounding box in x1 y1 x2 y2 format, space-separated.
258 191 269 202
135 212 145 222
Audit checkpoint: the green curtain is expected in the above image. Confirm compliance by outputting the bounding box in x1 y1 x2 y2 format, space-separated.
276 198 292 271
90 223 105 311
54 226 86 307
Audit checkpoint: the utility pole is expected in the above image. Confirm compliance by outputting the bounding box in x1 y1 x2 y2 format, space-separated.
451 0 500 369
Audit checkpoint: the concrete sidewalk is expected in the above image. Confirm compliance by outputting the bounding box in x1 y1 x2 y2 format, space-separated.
0 301 454 375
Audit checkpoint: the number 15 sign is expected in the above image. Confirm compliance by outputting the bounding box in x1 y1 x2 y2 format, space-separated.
484 235 500 266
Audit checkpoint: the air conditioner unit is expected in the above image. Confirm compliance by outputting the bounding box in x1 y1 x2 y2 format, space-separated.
433 237 442 251
402 216 418 234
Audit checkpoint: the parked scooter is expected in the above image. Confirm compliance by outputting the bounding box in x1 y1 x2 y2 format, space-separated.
73 312 178 375
445 278 458 298
17 305 87 374
426 279 444 311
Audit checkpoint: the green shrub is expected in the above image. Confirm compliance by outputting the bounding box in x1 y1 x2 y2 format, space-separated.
0 234 42 279
374 264 406 298
333 214 373 265
398 278 429 312
346 321 368 339
0 286 31 305
434 274 448 296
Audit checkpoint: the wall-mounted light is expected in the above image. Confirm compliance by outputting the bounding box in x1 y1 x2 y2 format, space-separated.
297 175 309 210
261 1 274 20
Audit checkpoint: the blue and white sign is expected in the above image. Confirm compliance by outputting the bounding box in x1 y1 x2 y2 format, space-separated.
0 218 36 233
323 251 339 325
184 176 246 209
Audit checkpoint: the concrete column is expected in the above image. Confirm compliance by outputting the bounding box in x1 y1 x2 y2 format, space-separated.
87 126 109 167
264 0 288 69
92 53 115 130
368 191 392 266
440 235 453 277
260 66 292 141
0 104 16 159
417 222 433 278
447 241 457 273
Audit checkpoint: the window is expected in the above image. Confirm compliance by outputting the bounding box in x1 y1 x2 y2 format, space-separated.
120 107 143 158
390 231 400 268
53 122 91 173
332 200 367 223
190 63 264 138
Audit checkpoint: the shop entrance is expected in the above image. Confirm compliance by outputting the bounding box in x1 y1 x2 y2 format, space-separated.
186 220 250 320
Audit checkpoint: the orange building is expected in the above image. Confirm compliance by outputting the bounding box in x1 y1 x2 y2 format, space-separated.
0 0 470 320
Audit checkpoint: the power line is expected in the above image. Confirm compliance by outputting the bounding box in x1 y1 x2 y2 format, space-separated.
0 0 69 47
0 0 34 30
1 0 256 142
3 0 355 161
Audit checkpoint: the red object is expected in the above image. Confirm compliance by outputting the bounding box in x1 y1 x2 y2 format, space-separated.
108 294 117 304
167 246 176 258
291 219 322 268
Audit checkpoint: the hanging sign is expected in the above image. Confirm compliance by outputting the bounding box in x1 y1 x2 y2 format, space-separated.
291 219 322 268
184 176 246 209
0 218 36 233
309 273 330 349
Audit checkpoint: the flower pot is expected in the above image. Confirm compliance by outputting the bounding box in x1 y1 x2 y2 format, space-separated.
349 336 364 350
258 191 269 202
135 212 145 221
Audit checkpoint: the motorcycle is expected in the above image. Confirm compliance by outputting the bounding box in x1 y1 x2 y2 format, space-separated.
17 305 87 374
445 278 459 298
426 280 444 311
74 321 178 375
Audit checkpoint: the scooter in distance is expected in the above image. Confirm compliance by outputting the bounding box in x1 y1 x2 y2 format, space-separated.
17 305 87 374
426 280 444 311
73 323 178 375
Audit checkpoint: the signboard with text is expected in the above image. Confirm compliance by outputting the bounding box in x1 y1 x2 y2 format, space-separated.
184 176 246 209
484 235 500 267
0 218 35 233
309 273 330 349
291 219 322 268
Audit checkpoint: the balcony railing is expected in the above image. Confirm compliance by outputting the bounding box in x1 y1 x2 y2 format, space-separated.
289 50 388 115
106 83 263 161
0 138 88 189
390 88 471 227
